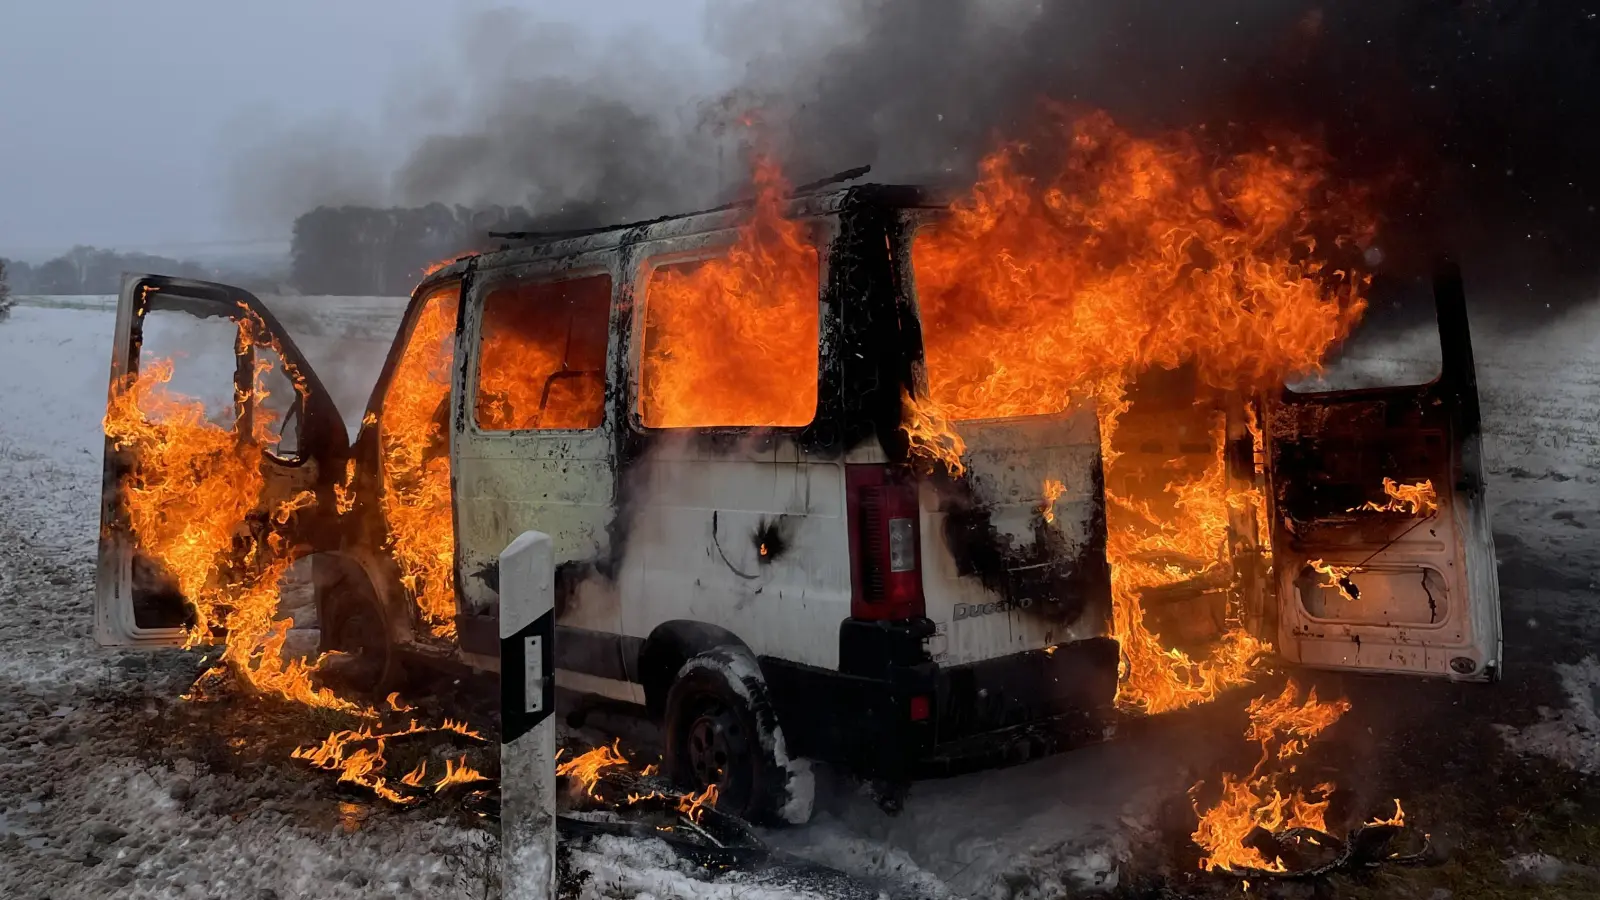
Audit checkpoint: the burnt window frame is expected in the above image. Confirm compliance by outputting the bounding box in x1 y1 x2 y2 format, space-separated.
366 279 466 442
1281 278 1449 398
251 340 309 467
134 301 316 470
466 267 618 436
626 214 836 435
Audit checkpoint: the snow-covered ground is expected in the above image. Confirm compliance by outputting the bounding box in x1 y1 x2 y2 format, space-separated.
1 290 1598 899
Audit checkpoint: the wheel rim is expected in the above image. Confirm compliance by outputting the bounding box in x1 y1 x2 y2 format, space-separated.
686 702 739 789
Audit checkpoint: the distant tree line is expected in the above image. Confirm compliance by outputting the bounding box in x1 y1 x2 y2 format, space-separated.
3 204 551 299
0 246 288 296
289 204 529 296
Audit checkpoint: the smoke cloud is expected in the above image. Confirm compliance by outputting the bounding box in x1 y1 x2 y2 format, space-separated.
232 1 1600 299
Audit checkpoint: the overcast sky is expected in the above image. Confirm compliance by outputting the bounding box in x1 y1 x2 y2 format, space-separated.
0 0 711 260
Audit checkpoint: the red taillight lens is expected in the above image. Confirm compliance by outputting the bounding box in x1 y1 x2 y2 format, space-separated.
908 694 931 722
846 464 924 621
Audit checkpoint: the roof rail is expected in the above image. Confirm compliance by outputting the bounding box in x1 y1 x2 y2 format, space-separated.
487 165 873 244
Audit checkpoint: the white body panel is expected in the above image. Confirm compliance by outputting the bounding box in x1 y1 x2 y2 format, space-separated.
919 411 1108 666
618 439 853 669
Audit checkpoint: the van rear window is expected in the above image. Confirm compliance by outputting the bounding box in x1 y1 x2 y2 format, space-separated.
476 275 612 431
638 249 820 429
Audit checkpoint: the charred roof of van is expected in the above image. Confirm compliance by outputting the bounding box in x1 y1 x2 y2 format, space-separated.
414 176 960 289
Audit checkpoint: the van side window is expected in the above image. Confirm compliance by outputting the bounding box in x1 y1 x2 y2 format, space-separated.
638 251 820 428
476 275 613 431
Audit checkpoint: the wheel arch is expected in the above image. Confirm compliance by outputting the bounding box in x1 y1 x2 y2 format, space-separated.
636 620 754 718
310 549 414 649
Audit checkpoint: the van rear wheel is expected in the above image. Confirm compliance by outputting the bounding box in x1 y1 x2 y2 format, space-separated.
663 648 793 824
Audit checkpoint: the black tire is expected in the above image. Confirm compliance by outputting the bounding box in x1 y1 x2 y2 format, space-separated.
663 647 788 824
318 569 401 697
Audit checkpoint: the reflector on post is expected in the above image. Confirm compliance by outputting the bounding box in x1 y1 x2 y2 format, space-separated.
500 530 556 900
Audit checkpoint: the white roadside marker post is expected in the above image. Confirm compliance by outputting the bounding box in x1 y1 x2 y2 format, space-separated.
500 531 557 900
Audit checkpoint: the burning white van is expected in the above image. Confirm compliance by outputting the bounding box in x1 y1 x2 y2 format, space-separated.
96 165 1501 823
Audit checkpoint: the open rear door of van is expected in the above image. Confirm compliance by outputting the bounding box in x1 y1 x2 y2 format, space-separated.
1266 261 1501 681
95 274 349 648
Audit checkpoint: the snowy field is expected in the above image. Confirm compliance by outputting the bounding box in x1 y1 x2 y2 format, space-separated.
0 291 1597 899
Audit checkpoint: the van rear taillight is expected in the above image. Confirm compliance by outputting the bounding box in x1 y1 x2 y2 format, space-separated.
846 465 924 621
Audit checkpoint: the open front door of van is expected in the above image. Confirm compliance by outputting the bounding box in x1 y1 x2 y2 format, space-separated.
95 274 349 648
1266 261 1501 681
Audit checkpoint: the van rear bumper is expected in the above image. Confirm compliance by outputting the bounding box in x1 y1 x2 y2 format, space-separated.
759 625 1120 781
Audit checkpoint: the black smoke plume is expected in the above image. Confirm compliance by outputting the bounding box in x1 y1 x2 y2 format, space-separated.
239 1 1600 304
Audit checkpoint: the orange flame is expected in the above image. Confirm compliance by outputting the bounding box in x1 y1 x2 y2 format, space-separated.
434 755 489 792
902 111 1371 715
638 157 820 428
1041 479 1066 524
294 718 487 803
474 276 610 431
103 315 368 716
1191 681 1352 871
441 718 486 741
900 389 968 477
1309 558 1361 604
1365 798 1405 827
423 253 475 277
677 784 719 824
291 730 414 804
907 112 1367 427
386 691 413 713
334 459 357 515
292 727 370 768
1349 478 1437 517
555 739 631 800
1104 416 1272 714
400 759 428 788
377 286 461 639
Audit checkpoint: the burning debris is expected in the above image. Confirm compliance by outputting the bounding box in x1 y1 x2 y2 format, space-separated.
1188 684 1429 880
290 717 493 806
555 740 742 842
1308 559 1362 604
434 756 491 792
676 784 720 825
1190 680 1349 872
556 739 632 802
334 459 358 516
